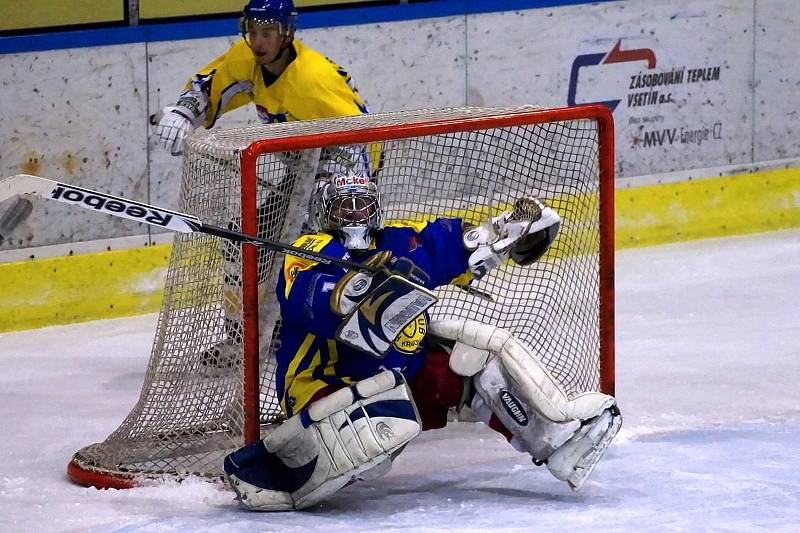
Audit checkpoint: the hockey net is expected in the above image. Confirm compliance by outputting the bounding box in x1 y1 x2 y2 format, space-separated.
67 105 615 488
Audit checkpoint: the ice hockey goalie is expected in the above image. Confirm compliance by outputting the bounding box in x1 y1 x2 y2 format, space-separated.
223 174 621 510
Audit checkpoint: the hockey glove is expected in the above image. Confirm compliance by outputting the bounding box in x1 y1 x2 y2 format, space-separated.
153 83 208 155
154 107 195 156
463 197 561 279
332 252 436 358
506 197 561 266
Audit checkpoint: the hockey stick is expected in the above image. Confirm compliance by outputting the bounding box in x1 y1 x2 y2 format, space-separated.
0 174 381 274
0 174 494 301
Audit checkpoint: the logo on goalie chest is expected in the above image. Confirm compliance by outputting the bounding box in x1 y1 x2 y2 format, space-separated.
499 390 529 426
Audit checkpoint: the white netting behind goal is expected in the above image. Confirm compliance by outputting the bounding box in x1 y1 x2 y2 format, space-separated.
68 106 614 487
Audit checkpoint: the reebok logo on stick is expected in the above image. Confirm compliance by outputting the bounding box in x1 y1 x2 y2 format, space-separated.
50 184 174 227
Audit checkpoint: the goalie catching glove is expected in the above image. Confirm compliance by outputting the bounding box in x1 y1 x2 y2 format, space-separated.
331 252 437 358
463 197 561 279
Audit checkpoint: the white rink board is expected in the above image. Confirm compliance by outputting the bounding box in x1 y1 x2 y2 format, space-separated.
1 0 799 248
0 44 150 245
754 0 800 162
469 1 755 176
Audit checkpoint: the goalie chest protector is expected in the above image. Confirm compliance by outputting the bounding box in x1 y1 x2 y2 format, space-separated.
275 220 471 404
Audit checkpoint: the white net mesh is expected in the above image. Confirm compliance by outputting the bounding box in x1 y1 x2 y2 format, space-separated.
69 106 613 486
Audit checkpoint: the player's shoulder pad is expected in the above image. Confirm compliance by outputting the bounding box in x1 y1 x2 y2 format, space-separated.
286 232 350 269
282 233 341 298
286 233 343 268
228 39 254 58
290 232 334 250
289 40 343 83
291 39 322 63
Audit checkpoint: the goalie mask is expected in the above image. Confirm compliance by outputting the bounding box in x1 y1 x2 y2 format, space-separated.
315 174 383 250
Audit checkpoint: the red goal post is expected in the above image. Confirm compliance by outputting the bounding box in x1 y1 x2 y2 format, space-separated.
67 104 614 489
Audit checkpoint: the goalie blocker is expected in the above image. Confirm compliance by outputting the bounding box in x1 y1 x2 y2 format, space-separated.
331 251 438 358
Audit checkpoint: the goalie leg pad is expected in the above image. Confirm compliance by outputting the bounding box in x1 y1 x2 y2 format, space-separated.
430 319 621 489
473 354 622 490
224 370 421 511
473 355 581 459
431 320 616 421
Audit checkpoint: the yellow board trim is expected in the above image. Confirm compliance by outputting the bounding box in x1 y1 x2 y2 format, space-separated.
0 244 170 332
1 167 799 333
139 0 384 20
615 167 800 249
0 1 124 32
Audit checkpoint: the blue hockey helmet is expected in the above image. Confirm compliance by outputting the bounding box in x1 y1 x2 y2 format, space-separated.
242 0 298 30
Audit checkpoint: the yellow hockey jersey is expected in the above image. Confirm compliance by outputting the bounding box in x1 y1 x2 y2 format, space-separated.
188 38 368 129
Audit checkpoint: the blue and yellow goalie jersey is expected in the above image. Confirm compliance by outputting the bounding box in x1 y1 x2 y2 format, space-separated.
275 219 472 416
189 38 368 128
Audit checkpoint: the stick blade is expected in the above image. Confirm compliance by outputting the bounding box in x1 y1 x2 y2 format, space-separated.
0 174 54 245
0 174 59 203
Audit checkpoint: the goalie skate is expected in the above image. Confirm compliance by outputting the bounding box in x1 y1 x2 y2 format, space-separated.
546 405 622 491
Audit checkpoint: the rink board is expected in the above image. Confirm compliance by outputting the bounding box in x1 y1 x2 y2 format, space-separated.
1 166 799 331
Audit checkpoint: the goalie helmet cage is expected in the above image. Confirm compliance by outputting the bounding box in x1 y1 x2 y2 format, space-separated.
67 104 615 489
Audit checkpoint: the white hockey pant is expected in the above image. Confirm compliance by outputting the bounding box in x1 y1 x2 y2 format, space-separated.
225 369 421 511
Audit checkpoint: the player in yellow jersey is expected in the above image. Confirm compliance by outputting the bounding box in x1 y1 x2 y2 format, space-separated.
155 0 372 180
154 1 379 366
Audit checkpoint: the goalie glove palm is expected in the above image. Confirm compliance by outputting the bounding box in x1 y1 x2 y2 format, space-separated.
330 251 430 316
507 199 561 266
464 197 561 279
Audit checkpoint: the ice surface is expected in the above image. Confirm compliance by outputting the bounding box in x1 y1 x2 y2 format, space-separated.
1 230 799 532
